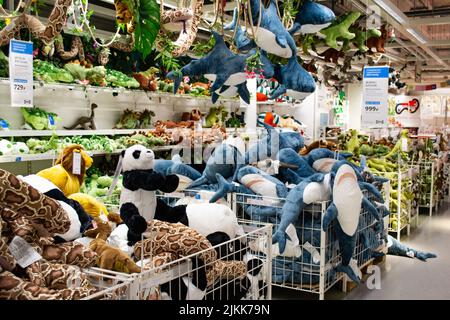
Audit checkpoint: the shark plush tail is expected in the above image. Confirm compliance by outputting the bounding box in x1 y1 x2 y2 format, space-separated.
188 175 209 189
336 264 361 284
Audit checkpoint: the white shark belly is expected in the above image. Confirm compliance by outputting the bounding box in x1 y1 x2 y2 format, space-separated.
334 181 362 236
205 73 246 86
300 23 332 34
241 174 279 198
248 27 293 59
286 89 313 100
303 181 330 204
313 158 337 173
216 86 238 98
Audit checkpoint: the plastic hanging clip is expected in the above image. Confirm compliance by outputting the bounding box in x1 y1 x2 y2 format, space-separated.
106 154 123 197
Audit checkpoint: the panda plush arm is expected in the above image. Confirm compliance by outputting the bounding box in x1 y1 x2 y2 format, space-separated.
123 170 179 193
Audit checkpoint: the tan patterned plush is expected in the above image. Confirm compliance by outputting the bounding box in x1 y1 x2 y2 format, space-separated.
0 169 70 235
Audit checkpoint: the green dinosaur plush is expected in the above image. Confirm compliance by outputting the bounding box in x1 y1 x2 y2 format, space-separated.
205 107 221 128
346 129 360 154
320 12 361 49
342 27 381 53
385 129 409 160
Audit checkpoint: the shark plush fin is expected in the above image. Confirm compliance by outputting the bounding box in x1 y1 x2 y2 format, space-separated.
212 92 220 104
224 8 238 31
308 173 325 183
288 22 302 35
211 31 227 47
237 83 250 104
415 251 437 261
188 175 209 189
374 175 390 183
275 34 288 49
270 85 287 100
167 71 183 94
358 182 384 202
219 85 230 93
210 74 228 93
322 203 337 231
210 173 235 203
272 229 291 254
336 264 361 284
362 197 380 220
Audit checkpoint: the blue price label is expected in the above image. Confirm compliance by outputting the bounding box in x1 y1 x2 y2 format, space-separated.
15 157 22 162
48 115 55 126
0 120 8 129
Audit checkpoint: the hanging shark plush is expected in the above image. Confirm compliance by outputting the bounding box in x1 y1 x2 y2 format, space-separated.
167 32 249 103
223 8 256 52
289 0 336 35
322 161 381 283
271 56 316 100
247 0 298 59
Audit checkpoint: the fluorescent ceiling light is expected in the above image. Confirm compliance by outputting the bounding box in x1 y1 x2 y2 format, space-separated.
406 28 428 44
372 0 406 24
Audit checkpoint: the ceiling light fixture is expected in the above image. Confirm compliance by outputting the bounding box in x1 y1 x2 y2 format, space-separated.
372 0 406 24
406 28 428 44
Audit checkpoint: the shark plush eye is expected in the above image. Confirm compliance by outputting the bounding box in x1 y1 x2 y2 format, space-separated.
132 150 141 159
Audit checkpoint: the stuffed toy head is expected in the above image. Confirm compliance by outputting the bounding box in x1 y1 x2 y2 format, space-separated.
121 144 155 172
55 145 93 184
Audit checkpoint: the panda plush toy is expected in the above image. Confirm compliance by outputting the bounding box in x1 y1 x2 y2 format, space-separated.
118 144 245 247
18 174 92 241
119 145 182 245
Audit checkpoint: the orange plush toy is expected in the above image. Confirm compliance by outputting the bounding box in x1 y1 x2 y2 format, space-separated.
37 145 93 196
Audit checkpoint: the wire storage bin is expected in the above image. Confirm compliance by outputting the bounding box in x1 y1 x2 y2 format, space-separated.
417 161 437 216
232 190 386 300
97 191 272 300
82 268 134 300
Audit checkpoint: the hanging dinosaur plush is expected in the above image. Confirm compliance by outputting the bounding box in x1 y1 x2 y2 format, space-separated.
343 27 381 53
318 12 361 49
167 32 250 103
247 0 297 59
270 56 316 101
289 0 336 35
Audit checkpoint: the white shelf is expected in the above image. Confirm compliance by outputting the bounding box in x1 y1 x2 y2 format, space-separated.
0 129 146 137
0 78 241 106
0 145 178 163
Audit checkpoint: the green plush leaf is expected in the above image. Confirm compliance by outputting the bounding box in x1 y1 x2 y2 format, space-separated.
134 0 160 58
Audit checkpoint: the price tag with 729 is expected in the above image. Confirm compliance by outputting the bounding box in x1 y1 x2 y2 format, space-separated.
365 105 379 112
14 84 26 91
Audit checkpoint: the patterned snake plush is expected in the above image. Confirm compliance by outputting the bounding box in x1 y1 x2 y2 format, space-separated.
158 0 204 57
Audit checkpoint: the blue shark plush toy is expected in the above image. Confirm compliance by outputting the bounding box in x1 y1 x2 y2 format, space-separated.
288 0 336 35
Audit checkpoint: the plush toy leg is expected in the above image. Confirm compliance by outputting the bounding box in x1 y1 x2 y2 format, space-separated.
322 203 338 231
0 169 71 235
358 182 384 202
120 202 148 245
154 199 188 224
207 260 247 287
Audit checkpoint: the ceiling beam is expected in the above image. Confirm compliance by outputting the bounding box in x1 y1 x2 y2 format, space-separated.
386 39 450 48
407 16 450 26
368 0 450 70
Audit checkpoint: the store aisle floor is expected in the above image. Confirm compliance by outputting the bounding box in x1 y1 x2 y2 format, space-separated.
273 201 450 300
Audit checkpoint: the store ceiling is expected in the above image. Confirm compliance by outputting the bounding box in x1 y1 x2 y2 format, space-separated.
5 0 450 84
